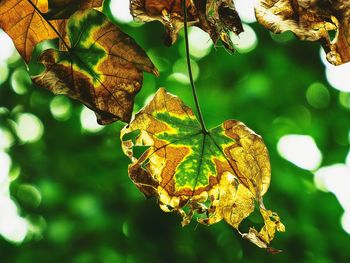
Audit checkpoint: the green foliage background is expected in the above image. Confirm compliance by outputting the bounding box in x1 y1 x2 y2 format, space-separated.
1 1 350 262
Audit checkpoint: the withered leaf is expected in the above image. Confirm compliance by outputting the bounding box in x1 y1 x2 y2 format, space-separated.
130 0 243 51
255 0 350 65
121 88 284 250
32 9 158 124
0 0 59 63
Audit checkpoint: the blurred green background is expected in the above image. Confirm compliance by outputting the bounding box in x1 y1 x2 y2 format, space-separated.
1 0 350 262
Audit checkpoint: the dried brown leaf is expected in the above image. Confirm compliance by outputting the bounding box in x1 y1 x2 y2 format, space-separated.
130 0 243 51
255 0 350 65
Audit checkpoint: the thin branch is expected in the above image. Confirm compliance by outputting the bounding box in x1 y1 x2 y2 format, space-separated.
182 0 208 134
27 0 71 50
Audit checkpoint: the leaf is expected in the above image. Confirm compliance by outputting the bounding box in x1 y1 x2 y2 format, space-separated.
121 88 285 250
0 0 104 63
46 0 104 19
195 0 244 52
255 0 350 65
0 0 59 63
32 9 158 124
130 0 243 51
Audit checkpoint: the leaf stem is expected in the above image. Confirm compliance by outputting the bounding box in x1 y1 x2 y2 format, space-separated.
182 0 208 134
27 0 71 50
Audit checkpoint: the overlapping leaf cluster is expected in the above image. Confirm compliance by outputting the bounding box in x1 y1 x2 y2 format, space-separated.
0 0 157 123
0 0 294 252
130 0 244 52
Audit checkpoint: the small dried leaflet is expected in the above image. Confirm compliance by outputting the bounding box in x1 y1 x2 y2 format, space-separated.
121 88 285 251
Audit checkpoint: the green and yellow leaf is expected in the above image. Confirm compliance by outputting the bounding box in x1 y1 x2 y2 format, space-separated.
121 88 284 251
130 0 243 51
255 0 350 65
32 9 158 124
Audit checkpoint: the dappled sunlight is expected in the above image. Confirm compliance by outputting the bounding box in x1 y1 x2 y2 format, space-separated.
0 29 15 62
277 135 322 171
110 0 133 24
0 152 29 243
339 92 350 110
341 212 350 235
0 152 11 186
0 64 9 85
320 48 350 92
16 113 44 143
11 68 31 95
188 27 213 59
325 63 350 93
0 199 29 243
230 24 258 53
306 82 330 109
50 96 72 121
80 106 104 133
170 58 199 84
314 164 350 235
0 128 14 151
235 0 256 24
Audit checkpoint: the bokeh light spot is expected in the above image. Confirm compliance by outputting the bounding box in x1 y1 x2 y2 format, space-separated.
270 31 295 43
17 184 42 208
110 0 133 24
171 58 199 84
0 64 9 85
326 63 350 92
320 48 350 92
341 212 350 235
147 49 170 72
0 209 28 243
277 135 322 170
306 82 331 109
122 221 130 237
0 128 14 151
47 218 74 243
80 107 104 133
0 29 16 62
11 68 31 95
339 92 350 110
314 164 350 234
234 0 256 23
188 27 213 59
230 24 258 53
0 152 11 185
16 113 44 143
50 96 72 121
